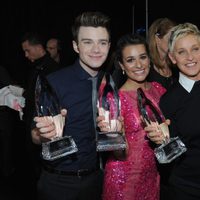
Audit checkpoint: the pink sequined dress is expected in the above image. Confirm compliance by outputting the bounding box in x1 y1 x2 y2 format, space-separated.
102 82 166 200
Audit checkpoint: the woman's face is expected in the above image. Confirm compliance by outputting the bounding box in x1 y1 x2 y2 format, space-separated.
156 30 172 56
169 34 200 80
120 44 150 83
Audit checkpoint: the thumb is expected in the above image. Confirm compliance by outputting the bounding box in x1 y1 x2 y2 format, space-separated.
61 109 67 117
165 119 170 125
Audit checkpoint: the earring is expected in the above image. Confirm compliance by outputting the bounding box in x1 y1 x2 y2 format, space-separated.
122 70 125 75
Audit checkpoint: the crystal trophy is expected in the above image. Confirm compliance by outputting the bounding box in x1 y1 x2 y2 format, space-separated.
137 88 187 164
96 73 126 151
35 75 78 161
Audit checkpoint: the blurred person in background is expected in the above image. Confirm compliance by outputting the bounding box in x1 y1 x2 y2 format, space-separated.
147 18 179 200
147 18 179 90
46 37 65 67
21 32 60 199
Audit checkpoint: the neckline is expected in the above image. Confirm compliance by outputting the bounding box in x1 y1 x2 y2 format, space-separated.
120 82 151 92
153 64 172 78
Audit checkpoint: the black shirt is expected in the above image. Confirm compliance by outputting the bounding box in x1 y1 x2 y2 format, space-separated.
160 81 200 196
147 66 179 91
46 59 98 171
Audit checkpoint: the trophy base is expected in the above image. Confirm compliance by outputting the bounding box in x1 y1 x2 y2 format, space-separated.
154 136 187 164
96 132 126 152
42 136 78 161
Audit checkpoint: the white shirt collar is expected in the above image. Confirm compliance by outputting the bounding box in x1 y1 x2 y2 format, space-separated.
179 72 195 93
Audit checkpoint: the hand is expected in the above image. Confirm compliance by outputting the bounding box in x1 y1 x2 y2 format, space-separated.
96 115 124 133
144 119 170 145
33 109 67 142
34 116 56 141
96 115 109 132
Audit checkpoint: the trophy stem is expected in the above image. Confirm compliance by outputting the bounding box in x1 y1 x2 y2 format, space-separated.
96 73 126 152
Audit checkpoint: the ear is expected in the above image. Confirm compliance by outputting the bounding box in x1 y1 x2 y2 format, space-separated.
72 40 79 53
168 52 177 64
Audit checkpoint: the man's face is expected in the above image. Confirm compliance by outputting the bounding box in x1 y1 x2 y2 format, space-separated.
22 41 41 62
73 26 110 75
46 39 59 59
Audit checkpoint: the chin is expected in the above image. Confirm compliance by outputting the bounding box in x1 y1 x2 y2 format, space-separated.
136 78 146 82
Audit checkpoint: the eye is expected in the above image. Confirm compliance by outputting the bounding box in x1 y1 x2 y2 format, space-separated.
100 41 109 46
192 47 200 52
177 50 186 55
83 41 92 45
126 58 135 63
140 55 148 60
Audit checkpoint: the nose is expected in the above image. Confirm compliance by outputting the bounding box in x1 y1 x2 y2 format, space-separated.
135 60 142 68
92 43 100 53
186 52 194 60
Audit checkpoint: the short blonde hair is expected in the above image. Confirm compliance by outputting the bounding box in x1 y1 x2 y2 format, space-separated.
168 23 200 53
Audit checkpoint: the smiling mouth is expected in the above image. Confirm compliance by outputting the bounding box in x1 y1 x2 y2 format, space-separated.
133 69 145 74
186 62 197 67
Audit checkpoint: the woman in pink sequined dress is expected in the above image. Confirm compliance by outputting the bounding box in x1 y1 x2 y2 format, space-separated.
100 34 166 200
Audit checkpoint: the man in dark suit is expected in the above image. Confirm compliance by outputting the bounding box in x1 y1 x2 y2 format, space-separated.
21 32 60 198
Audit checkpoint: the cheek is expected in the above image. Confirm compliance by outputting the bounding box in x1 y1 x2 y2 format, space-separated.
142 60 150 69
27 52 33 58
146 66 150 74
196 53 200 61
163 43 169 52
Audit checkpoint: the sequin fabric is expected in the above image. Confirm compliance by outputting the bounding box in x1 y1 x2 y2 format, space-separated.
102 82 166 200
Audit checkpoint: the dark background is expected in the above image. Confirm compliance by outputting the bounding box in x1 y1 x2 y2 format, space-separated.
0 0 199 85
0 1 199 198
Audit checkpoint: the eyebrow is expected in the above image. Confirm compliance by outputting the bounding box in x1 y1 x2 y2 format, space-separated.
80 38 109 42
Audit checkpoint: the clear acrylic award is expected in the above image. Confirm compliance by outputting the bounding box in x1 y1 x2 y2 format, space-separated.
137 88 187 164
35 75 78 161
96 73 126 152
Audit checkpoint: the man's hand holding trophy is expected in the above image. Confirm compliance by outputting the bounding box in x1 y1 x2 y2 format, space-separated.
34 75 78 161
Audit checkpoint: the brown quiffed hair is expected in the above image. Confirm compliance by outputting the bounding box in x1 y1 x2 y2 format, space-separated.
71 11 111 43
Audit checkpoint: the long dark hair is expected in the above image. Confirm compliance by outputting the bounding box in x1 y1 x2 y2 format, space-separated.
112 33 149 88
